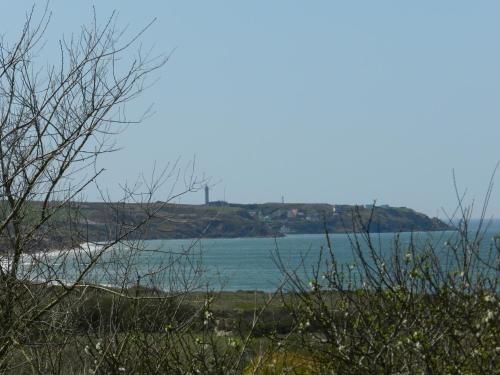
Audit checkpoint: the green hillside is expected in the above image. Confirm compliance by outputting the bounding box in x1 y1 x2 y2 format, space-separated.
63 201 451 241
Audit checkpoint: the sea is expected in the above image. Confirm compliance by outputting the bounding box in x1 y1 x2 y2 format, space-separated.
7 219 498 292
77 218 499 292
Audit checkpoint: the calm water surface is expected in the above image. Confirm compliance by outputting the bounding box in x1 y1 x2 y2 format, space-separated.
90 219 498 291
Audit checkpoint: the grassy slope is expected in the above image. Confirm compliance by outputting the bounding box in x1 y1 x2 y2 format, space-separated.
5 201 451 245
76 201 450 239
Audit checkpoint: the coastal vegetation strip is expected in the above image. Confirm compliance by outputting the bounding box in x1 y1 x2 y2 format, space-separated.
12 201 450 244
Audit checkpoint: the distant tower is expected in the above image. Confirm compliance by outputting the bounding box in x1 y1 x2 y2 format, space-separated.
281 195 285 204
204 185 209 205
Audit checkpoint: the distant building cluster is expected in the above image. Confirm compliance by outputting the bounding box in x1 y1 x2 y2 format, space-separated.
248 205 344 226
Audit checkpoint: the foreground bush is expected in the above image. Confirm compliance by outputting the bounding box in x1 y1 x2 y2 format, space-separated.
244 352 318 375
275 207 499 374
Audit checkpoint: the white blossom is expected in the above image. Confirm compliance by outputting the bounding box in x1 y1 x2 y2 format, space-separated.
484 294 495 303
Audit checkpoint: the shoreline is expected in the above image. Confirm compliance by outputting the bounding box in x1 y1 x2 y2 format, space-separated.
0 242 107 272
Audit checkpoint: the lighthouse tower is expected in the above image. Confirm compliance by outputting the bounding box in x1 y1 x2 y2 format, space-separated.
204 185 209 205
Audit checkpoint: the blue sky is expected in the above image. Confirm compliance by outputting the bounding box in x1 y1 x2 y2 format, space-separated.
3 1 500 218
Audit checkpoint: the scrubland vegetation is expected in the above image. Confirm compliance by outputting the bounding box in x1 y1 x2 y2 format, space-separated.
0 6 498 374
1 206 497 374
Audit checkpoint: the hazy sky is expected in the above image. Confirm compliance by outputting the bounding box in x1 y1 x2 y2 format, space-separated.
3 1 500 218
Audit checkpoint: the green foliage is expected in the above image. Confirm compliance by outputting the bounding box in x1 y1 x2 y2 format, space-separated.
274 213 499 374
244 352 318 375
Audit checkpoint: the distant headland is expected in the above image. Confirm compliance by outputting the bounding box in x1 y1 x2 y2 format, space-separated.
67 201 451 241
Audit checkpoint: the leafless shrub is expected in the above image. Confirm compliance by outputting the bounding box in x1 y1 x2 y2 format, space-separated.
274 172 499 374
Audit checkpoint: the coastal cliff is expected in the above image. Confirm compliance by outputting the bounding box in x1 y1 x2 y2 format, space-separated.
69 202 451 241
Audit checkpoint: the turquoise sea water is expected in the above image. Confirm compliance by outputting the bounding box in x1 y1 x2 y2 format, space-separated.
83 219 499 292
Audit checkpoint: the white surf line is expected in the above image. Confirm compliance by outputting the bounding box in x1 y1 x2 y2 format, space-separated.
0 241 109 273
